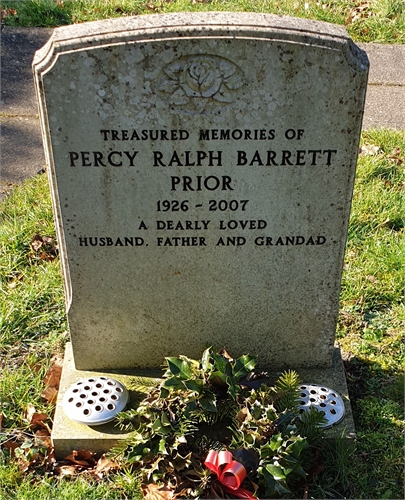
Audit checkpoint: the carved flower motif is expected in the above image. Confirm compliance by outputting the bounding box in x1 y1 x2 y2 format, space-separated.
181 58 222 98
158 55 245 111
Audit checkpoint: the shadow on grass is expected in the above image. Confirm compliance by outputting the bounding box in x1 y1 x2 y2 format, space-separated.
344 355 404 407
342 355 404 499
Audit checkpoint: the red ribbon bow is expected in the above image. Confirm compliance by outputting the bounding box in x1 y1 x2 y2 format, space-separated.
204 450 257 499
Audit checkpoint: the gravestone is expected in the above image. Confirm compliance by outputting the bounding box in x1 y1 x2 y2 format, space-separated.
33 12 368 455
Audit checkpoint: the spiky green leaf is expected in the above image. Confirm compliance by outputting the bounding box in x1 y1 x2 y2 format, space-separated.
199 394 217 412
209 370 227 387
259 465 291 496
152 418 172 436
184 379 204 394
284 435 309 457
262 433 283 455
158 437 167 454
274 370 301 392
211 352 232 376
226 374 240 400
159 386 170 399
163 377 185 391
165 357 192 379
263 463 287 481
251 400 264 420
233 354 257 379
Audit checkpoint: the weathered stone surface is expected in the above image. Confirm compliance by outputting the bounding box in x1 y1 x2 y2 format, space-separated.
33 13 368 370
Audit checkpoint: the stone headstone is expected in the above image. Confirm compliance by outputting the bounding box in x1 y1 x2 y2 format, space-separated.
33 13 368 371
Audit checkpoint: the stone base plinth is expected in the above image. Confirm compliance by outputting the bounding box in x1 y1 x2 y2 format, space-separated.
52 343 355 459
52 342 161 459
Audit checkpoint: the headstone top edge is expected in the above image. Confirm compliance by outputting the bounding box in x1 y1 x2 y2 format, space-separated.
53 12 349 40
33 12 361 69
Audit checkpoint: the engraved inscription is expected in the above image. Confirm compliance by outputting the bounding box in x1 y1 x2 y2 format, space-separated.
69 126 337 250
157 55 245 113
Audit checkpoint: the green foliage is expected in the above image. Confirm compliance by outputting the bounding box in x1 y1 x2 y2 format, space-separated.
259 433 308 497
162 347 257 401
273 370 301 412
113 348 324 497
297 407 327 443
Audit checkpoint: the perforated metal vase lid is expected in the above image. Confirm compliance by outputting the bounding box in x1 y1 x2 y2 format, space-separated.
63 377 129 425
298 384 345 428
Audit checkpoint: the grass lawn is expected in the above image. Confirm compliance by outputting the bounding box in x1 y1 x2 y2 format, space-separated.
0 0 404 43
1 129 403 498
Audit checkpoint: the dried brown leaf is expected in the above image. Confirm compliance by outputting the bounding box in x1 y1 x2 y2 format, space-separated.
142 483 175 500
92 454 120 479
360 144 380 156
30 411 52 433
18 458 31 473
76 449 97 462
42 356 63 403
345 1 373 25
146 2 159 11
2 440 20 456
236 407 249 424
366 275 378 283
389 147 403 164
64 457 93 467
41 386 58 404
31 234 43 252
25 404 37 423
51 353 64 368
56 464 79 476
65 449 97 467
0 8 17 19
34 429 52 449
219 348 233 361
42 236 54 246
29 362 42 374
39 251 56 262
45 448 56 466
30 234 58 260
